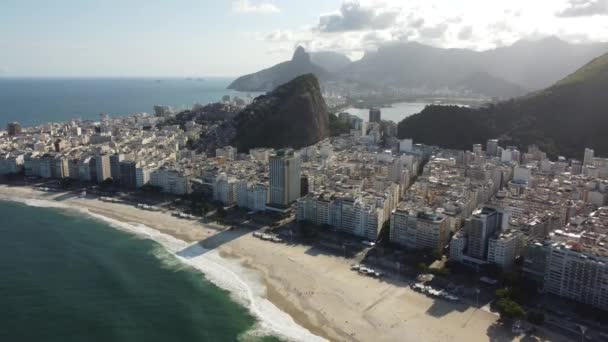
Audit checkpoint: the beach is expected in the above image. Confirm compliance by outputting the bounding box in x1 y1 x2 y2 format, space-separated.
0 185 563 342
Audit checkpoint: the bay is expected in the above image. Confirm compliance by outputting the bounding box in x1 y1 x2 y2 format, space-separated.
0 200 279 342
0 78 251 127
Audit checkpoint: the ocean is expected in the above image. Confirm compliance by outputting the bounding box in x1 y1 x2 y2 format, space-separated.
0 78 253 127
0 200 282 342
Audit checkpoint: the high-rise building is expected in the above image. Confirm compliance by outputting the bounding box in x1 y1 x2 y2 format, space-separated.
487 230 524 270
465 207 501 259
584 148 595 166
213 173 237 205
95 154 111 183
78 157 92 182
268 149 301 208
110 154 124 182
473 144 483 156
369 108 381 123
135 163 155 188
7 122 22 136
543 243 608 311
486 139 499 157
52 155 70 179
119 161 137 189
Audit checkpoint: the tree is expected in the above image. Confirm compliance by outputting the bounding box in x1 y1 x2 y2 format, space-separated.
496 298 525 320
526 310 545 325
430 267 451 277
59 178 73 189
100 178 114 188
431 248 443 260
496 287 512 299
222 95 231 103
141 184 162 193
216 206 227 219
329 112 351 136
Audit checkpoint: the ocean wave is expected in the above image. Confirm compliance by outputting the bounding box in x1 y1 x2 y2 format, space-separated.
0 195 326 342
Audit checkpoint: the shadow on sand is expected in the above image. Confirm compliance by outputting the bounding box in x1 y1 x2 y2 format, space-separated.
176 227 251 259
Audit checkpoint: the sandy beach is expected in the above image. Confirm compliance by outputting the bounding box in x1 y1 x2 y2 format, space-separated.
0 185 565 342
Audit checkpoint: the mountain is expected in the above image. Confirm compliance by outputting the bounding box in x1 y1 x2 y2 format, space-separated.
479 36 608 90
397 52 608 158
338 37 608 97
230 38 607 98
309 51 352 72
232 74 329 151
227 47 328 92
450 71 527 99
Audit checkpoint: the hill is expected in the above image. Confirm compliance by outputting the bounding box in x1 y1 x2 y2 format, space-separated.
227 47 328 92
232 74 329 151
229 38 607 99
339 37 607 97
397 52 608 158
309 51 352 72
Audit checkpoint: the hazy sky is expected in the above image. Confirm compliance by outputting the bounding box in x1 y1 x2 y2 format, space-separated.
1 0 607 77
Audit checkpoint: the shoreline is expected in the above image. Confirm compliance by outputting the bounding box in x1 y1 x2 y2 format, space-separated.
0 185 556 342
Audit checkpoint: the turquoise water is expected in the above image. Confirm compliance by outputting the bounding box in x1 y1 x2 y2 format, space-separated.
0 78 253 127
0 200 278 342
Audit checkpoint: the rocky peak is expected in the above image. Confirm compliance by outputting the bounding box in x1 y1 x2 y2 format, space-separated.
292 46 310 63
232 74 329 151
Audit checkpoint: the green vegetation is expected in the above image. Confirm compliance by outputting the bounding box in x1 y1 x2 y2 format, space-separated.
556 54 608 87
496 298 526 320
329 112 350 136
216 206 227 219
233 74 329 152
398 53 608 158
526 310 545 325
429 267 451 277
495 285 544 325
141 184 162 193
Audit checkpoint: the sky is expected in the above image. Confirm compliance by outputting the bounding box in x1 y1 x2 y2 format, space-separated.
1 0 607 77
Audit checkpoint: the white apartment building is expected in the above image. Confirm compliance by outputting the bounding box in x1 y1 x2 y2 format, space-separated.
24 154 41 177
235 181 268 212
135 163 155 188
269 149 301 208
150 168 192 195
0 154 23 175
296 194 385 240
544 244 608 311
216 146 236 160
39 156 53 179
53 156 70 179
213 174 237 205
487 230 524 270
95 154 111 183
449 230 467 262
390 209 450 251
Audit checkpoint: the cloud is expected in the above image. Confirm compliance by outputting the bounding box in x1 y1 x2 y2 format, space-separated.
419 23 449 39
458 26 473 40
265 30 294 41
318 1 400 32
259 0 608 62
556 0 608 17
232 0 280 14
